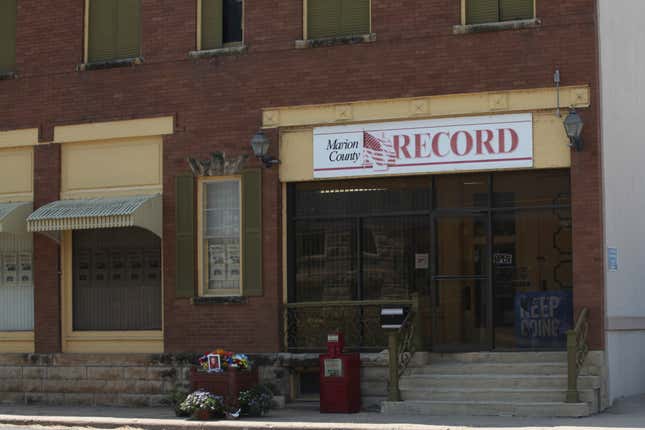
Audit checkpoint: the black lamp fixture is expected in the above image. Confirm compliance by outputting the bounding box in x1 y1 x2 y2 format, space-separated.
250 130 280 167
563 107 584 151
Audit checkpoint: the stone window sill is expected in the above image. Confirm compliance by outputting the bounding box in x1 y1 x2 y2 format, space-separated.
189 44 247 58
191 296 247 305
0 71 16 80
77 56 144 72
295 33 376 49
453 18 541 35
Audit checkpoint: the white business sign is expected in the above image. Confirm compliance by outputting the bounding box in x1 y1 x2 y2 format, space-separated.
313 113 533 178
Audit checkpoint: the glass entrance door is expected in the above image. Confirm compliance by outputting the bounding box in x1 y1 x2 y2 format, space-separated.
432 214 491 351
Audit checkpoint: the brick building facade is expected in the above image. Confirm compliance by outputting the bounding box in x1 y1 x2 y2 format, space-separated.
0 0 604 413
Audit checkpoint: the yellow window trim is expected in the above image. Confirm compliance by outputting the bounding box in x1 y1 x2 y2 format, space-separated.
460 0 537 25
0 331 35 353
83 0 89 63
197 175 244 297
60 230 164 353
302 0 372 40
262 85 590 129
0 128 39 149
196 0 245 51
54 116 174 144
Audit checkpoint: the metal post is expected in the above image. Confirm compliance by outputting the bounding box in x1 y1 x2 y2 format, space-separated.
566 329 579 403
388 331 401 402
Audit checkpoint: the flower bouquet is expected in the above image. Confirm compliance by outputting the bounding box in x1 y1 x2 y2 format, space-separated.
191 348 258 407
177 390 225 420
198 349 251 373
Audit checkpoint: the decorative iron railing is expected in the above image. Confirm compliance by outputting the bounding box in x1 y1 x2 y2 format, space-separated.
284 299 415 352
566 307 589 403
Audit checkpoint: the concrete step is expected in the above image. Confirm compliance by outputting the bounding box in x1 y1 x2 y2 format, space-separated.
381 400 591 417
415 352 567 364
399 374 601 390
406 362 568 375
400 387 598 404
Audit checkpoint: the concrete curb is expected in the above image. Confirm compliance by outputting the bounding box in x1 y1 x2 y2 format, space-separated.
0 414 446 430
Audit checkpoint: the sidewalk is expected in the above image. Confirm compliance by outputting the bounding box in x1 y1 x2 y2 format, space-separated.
0 395 644 430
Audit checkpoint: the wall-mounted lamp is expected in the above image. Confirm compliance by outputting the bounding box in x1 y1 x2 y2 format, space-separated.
250 130 280 168
563 108 584 151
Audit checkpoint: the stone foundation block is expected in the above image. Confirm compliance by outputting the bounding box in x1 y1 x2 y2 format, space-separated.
22 366 46 379
47 367 86 380
124 367 149 380
0 392 24 404
0 367 22 379
86 366 124 380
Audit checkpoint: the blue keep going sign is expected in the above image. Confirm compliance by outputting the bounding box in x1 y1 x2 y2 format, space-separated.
515 291 573 348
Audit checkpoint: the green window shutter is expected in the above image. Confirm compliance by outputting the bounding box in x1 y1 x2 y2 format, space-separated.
116 0 141 59
175 175 196 299
466 0 499 25
88 0 117 62
242 169 262 297
307 0 341 39
201 0 223 50
0 0 16 73
500 0 533 21
340 0 370 36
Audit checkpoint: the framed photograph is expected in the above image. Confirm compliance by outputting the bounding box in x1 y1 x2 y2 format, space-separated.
207 354 221 373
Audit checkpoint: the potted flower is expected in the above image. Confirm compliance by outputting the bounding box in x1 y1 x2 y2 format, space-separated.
178 390 225 420
238 384 274 417
191 348 258 406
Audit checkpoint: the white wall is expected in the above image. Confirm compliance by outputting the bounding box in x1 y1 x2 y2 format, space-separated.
598 0 645 403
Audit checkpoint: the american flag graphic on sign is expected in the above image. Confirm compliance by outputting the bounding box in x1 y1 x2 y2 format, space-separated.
363 132 396 170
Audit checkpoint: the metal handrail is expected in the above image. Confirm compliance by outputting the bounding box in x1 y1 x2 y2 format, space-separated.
566 307 589 403
386 295 418 402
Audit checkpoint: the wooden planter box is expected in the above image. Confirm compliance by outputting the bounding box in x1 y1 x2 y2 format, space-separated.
190 367 258 406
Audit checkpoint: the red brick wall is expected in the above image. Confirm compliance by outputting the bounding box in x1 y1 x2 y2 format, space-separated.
33 143 62 353
0 0 603 351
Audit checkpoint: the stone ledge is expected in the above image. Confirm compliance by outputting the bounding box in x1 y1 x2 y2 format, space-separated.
295 33 376 49
191 296 248 305
189 45 247 59
77 57 144 72
453 18 541 35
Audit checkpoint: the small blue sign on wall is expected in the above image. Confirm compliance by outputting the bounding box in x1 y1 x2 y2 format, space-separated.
608 247 618 272
515 291 573 349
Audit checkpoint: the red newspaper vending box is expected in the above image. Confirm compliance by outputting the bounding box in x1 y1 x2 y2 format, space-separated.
319 333 361 413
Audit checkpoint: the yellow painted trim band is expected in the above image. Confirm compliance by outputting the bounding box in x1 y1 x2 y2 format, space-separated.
54 116 174 143
262 85 590 129
0 129 39 149
0 331 35 353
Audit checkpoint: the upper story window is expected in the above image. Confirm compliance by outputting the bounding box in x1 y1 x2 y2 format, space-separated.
306 0 370 40
199 0 243 51
0 0 17 73
87 0 141 63
466 0 534 25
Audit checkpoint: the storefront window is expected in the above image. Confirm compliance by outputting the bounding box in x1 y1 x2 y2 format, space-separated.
0 233 33 331
201 178 242 296
287 170 572 351
73 228 161 331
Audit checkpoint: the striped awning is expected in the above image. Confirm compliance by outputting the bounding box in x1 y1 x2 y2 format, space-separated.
27 194 162 237
0 202 32 234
